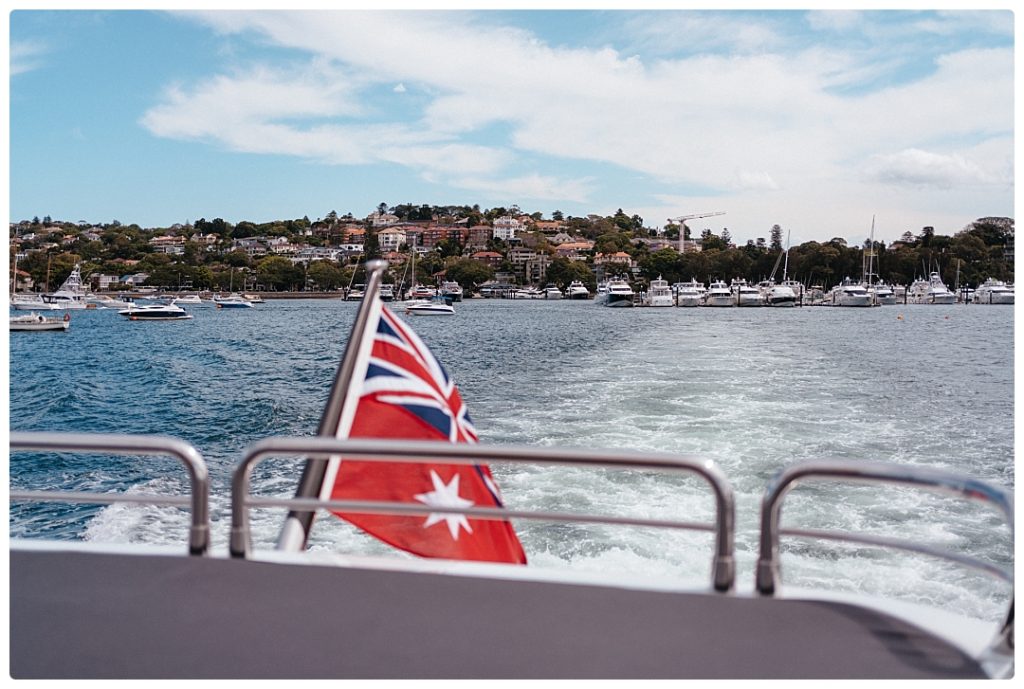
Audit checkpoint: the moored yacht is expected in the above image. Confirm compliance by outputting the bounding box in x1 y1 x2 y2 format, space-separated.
440 281 464 302
213 294 254 309
673 279 705 307
543 284 563 300
732 279 763 307
604 277 635 307
42 263 88 309
868 282 897 306
567 280 590 300
908 273 955 304
704 280 734 307
644 276 674 307
828 279 873 307
973 278 1014 305
760 280 797 307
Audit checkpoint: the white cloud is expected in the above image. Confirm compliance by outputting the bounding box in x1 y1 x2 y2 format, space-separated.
863 149 994 189
147 10 1012 240
10 40 47 76
393 83 406 93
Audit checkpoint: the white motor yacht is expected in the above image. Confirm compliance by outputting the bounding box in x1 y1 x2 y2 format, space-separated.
566 280 589 299
594 281 609 305
10 294 61 311
973 278 1014 305
213 294 254 309
868 282 897 305
440 281 464 303
118 302 193 321
543 284 563 300
42 263 88 309
908 273 956 304
732 279 763 307
704 280 734 307
762 281 797 307
604 278 634 307
673 279 705 307
644 276 674 307
828 279 874 307
405 296 455 316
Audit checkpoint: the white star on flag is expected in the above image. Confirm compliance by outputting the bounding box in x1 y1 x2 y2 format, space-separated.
414 470 475 540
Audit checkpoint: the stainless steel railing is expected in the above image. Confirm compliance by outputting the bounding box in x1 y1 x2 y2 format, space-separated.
8 432 211 555
755 459 1014 645
230 436 737 591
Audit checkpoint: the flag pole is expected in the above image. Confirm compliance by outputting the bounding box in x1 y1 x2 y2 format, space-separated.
276 258 390 551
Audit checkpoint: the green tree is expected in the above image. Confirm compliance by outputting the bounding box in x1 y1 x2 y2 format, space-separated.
307 260 345 290
444 258 495 292
256 256 303 291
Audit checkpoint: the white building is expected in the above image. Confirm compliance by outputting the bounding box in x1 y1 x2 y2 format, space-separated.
377 227 408 252
492 215 524 241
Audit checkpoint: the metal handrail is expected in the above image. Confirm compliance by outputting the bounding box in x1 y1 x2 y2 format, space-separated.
230 436 737 591
9 431 211 555
755 459 1014 646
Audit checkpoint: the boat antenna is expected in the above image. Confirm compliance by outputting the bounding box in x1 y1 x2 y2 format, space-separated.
275 258 390 552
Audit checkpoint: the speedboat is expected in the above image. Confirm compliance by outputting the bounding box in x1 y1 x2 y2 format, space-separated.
567 280 590 300
345 285 366 302
704 280 734 307
9 311 70 331
408 284 437 300
973 278 1014 305
732 279 763 307
513 288 544 300
119 302 193 320
405 296 455 316
829 279 874 307
543 284 563 300
644 276 674 307
85 293 129 309
213 294 254 309
379 284 396 302
440 281 464 302
673 279 705 307
604 278 634 307
242 293 265 304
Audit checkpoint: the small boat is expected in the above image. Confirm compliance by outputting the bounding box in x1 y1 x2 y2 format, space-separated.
405 296 455 316
604 278 634 307
172 294 205 306
213 294 254 309
9 311 70 331
644 276 674 307
594 280 609 305
408 284 437 300
242 293 265 304
973 278 1014 305
345 285 366 302
512 288 544 300
379 284 396 302
85 293 128 309
119 303 193 321
673 279 705 307
567 280 590 300
704 280 734 307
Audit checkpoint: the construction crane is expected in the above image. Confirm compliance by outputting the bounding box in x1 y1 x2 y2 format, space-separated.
667 212 727 252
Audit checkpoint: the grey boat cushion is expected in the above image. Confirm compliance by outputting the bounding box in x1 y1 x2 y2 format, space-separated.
9 549 987 679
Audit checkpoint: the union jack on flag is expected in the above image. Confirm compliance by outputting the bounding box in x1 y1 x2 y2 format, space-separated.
319 295 527 564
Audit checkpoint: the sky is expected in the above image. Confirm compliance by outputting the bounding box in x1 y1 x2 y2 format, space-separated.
5 6 1017 246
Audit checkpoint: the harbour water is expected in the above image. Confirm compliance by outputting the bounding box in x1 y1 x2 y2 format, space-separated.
8 299 1014 621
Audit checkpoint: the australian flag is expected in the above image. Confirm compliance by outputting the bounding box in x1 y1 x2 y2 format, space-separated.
320 297 527 564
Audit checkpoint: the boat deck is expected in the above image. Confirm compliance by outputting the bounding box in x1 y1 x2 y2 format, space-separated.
10 546 988 679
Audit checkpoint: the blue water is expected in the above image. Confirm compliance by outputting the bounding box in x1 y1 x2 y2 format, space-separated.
8 299 1015 620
